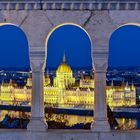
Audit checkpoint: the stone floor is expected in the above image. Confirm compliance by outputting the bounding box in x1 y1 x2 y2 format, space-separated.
0 129 140 140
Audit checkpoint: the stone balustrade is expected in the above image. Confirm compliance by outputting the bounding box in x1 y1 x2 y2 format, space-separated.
0 0 139 10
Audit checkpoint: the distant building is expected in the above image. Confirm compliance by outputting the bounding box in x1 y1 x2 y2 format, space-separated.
53 53 75 89
106 81 136 107
80 75 94 88
0 54 137 108
136 87 140 105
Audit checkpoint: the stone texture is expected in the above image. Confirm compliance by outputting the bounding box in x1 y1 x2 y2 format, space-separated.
91 48 110 132
0 130 139 140
0 0 139 136
27 47 48 132
0 1 140 10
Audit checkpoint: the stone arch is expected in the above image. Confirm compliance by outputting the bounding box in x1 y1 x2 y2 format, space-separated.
44 22 94 124
107 23 140 119
45 23 93 69
45 22 93 70
45 22 93 45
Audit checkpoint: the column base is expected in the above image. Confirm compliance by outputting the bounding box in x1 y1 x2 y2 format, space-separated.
91 120 110 132
27 117 48 132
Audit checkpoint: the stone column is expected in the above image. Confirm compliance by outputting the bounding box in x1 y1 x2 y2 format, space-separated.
27 47 48 132
91 48 110 132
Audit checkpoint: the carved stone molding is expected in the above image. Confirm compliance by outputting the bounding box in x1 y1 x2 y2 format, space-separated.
0 0 140 10
93 48 108 72
29 47 46 72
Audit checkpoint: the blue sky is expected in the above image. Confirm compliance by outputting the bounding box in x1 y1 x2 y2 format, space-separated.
0 24 140 71
0 24 30 71
108 24 140 68
46 25 92 69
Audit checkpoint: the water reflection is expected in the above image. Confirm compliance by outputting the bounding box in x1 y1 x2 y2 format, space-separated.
117 118 136 130
0 110 138 130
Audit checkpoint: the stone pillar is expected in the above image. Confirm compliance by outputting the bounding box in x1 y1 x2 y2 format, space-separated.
27 47 48 132
91 48 110 132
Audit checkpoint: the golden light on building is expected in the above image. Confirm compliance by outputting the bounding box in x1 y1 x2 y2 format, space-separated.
54 53 75 89
0 57 137 109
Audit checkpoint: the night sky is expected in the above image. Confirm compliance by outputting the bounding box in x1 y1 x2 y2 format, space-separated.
0 24 30 71
0 24 140 71
46 25 92 70
109 24 140 68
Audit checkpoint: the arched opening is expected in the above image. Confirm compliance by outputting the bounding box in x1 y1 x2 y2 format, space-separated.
45 23 92 69
0 23 30 71
0 23 31 129
108 23 140 130
45 23 94 129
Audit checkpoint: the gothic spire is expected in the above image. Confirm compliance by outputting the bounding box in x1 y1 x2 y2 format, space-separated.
62 51 66 63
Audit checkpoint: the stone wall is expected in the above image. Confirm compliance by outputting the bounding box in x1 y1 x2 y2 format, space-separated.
0 10 139 50
0 130 140 140
0 0 140 11
0 0 139 134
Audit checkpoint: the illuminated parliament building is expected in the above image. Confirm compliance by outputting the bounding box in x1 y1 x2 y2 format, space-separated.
0 54 136 108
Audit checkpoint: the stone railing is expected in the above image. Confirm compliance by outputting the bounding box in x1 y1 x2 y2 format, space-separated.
0 0 140 10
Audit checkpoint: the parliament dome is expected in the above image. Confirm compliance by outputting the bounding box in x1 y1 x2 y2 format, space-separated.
57 63 72 73
54 52 75 89
56 53 72 74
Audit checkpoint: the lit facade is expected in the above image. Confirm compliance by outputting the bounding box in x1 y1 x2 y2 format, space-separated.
0 80 13 103
0 60 136 108
54 54 75 89
106 82 136 107
80 76 94 89
0 79 31 105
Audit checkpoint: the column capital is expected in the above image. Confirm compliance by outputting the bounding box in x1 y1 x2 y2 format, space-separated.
30 47 46 72
92 48 110 132
28 47 47 132
93 48 108 72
